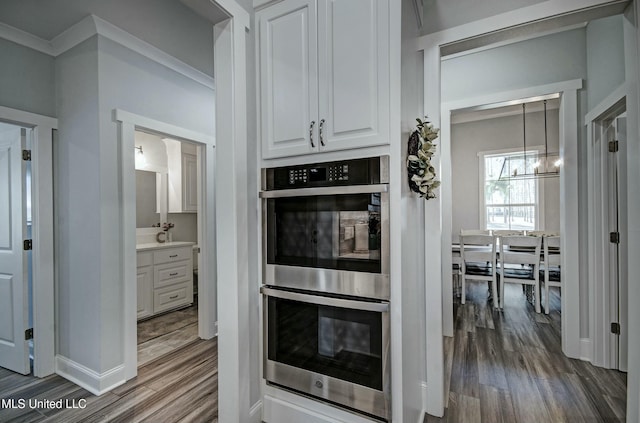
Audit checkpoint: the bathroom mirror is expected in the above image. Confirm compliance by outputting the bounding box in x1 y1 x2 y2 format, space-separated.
136 170 161 228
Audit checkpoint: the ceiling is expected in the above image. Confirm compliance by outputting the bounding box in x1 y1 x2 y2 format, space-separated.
451 97 560 125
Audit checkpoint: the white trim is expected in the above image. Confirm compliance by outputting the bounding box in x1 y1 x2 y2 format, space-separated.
0 15 215 90
114 110 216 382
215 0 251 30
55 355 125 396
412 0 423 29
584 82 627 125
580 338 593 362
420 381 429 423
0 106 56 378
249 400 263 423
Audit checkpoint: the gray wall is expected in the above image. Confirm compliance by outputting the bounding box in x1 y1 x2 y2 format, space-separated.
586 15 625 110
441 28 587 102
451 110 561 241
0 38 56 117
422 0 545 34
167 213 198 242
55 34 215 374
0 0 215 77
136 170 160 228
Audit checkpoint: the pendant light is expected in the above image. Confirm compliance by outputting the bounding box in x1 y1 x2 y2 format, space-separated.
499 99 561 180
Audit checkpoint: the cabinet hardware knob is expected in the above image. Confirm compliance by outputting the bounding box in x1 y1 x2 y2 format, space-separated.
319 119 325 146
169 295 178 299
309 121 316 148
169 272 178 276
169 254 178 258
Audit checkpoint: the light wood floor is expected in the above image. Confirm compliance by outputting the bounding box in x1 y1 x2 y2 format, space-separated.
426 281 627 423
0 306 217 423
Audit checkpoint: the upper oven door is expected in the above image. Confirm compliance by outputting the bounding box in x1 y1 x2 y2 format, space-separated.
261 186 389 299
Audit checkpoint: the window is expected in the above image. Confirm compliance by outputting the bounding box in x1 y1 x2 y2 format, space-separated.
481 151 539 231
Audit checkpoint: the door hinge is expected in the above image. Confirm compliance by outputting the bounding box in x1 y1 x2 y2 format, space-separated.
611 322 621 335
608 140 619 153
23 239 32 250
25 328 33 340
609 232 620 244
22 150 31 161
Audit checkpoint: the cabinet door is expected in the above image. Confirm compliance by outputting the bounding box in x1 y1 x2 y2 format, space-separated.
258 0 318 159
182 153 198 212
317 0 389 151
137 266 153 320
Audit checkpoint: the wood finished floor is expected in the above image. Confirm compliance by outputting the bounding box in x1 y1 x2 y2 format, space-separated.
426 281 627 423
0 306 217 423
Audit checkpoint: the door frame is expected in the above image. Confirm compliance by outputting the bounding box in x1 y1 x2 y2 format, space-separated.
0 106 56 377
115 110 216 381
585 84 628 370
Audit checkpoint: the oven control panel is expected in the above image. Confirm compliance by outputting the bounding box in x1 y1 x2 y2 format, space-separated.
266 157 385 190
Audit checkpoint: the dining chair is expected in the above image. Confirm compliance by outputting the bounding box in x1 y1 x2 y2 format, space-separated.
526 230 560 237
460 229 492 236
493 229 525 237
497 235 543 313
540 235 561 314
459 234 497 308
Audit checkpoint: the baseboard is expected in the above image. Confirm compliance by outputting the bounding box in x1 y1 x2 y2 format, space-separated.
420 381 429 423
580 338 592 362
249 400 263 423
55 355 126 396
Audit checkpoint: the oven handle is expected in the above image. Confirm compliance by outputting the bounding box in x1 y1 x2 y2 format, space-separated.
260 287 389 313
259 184 388 199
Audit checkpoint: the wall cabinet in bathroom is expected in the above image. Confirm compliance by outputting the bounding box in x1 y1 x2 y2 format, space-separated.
136 245 193 320
166 140 198 213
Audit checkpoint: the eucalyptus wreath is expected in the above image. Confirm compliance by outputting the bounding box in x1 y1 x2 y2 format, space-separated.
407 117 440 199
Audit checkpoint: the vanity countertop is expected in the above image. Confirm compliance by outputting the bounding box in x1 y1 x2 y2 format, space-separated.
136 241 196 252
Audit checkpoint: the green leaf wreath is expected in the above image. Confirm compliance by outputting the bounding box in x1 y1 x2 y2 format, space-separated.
407 117 440 199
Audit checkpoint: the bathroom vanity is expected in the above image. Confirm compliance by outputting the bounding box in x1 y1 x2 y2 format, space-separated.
136 241 195 320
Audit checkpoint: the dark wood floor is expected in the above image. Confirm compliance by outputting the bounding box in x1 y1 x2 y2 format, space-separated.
0 307 217 423
426 281 627 423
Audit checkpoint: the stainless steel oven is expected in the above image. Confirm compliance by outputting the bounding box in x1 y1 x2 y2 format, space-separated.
261 286 391 421
260 156 389 300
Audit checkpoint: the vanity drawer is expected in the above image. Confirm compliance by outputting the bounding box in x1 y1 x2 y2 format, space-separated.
153 246 191 264
154 283 192 313
137 252 153 268
154 260 192 289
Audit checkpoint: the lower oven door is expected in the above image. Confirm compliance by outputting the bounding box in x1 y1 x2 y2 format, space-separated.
261 287 390 421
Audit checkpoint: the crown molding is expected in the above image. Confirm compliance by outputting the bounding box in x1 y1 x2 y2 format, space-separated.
0 22 52 55
1 15 214 89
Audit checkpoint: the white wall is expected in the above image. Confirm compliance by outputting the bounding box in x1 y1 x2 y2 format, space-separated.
0 38 56 117
54 34 215 376
451 110 561 240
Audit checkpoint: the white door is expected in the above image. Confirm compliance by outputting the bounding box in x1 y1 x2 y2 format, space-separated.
0 128 30 375
317 0 389 151
258 0 318 159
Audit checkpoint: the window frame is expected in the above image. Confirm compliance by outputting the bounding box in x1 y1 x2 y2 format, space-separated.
478 146 545 231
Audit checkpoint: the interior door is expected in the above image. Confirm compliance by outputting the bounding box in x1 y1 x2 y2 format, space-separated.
0 128 30 375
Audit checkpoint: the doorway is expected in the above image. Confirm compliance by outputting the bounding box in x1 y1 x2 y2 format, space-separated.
133 130 204 366
116 110 217 379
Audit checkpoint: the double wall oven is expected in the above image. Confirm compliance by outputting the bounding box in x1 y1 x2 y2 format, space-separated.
260 156 390 421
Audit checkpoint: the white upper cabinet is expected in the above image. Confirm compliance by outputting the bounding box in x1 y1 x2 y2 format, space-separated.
258 0 389 159
165 140 198 213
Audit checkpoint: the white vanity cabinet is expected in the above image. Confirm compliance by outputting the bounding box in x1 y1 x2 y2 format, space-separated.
257 0 390 159
136 252 154 320
136 244 193 320
165 140 198 213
